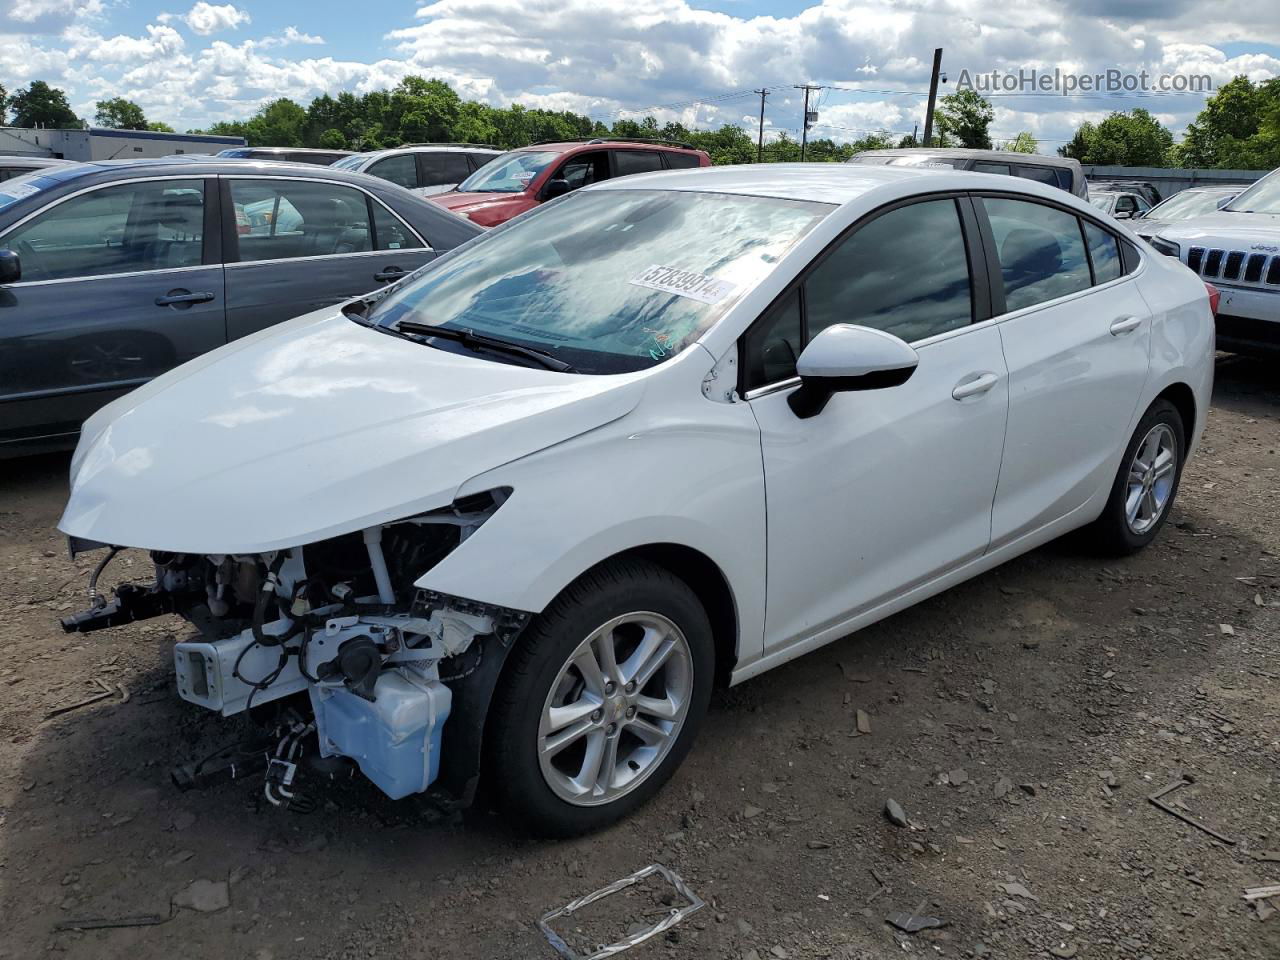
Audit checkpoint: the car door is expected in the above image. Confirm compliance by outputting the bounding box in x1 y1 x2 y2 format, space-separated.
978 195 1151 548
743 196 1009 650
0 176 224 448
222 176 435 340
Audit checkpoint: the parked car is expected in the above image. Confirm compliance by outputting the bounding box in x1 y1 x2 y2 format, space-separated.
216 147 353 166
848 148 1087 199
1131 185 1239 241
1089 189 1152 219
57 163 1213 835
0 157 481 455
331 144 502 197
0 156 72 182
1092 179 1162 206
430 138 711 226
1147 167 1280 354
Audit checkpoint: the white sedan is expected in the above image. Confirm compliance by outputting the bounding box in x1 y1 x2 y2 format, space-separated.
58 163 1214 835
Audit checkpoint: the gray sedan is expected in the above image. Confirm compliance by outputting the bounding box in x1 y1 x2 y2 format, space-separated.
0 157 481 455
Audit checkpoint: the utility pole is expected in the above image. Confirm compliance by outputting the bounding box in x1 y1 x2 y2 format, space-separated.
754 88 768 163
794 84 822 161
922 47 943 147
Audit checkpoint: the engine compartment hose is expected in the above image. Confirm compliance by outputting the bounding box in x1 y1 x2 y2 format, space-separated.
253 552 301 647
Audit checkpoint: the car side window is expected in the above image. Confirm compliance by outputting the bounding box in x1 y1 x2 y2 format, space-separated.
807 198 973 344
983 197 1092 313
972 161 1012 176
743 198 974 389
664 152 702 169
368 154 418 189
1115 195 1136 215
1016 165 1058 187
555 151 610 191
614 150 664 176
3 178 204 282
421 153 471 187
370 202 424 251
1083 221 1122 284
230 179 371 263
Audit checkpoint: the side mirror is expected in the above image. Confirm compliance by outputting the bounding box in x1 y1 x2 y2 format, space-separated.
788 324 919 419
542 178 571 200
1216 195 1234 209
0 249 20 285
1114 209 1133 220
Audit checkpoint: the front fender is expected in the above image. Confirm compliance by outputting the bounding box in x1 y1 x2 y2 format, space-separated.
415 393 767 671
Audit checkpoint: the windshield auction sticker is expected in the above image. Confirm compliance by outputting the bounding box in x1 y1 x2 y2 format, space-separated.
629 265 738 305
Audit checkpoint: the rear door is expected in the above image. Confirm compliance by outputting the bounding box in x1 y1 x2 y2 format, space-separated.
222 176 436 340
979 194 1152 547
0 176 224 448
417 152 473 196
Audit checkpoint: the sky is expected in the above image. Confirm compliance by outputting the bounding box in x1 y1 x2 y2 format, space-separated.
1 0 1278 153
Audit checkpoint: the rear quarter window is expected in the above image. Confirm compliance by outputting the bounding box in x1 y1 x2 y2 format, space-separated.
664 152 703 170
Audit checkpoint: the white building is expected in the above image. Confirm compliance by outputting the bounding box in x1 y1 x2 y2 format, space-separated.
0 126 245 161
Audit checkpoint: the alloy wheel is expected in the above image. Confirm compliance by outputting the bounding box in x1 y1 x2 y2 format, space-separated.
1125 423 1177 534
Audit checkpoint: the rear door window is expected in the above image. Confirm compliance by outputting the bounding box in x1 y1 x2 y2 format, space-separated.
1015 165 1059 188
972 161 1012 176
367 154 418 189
664 152 702 169
613 150 665 176
420 153 472 188
2 178 205 282
229 179 372 262
983 197 1092 312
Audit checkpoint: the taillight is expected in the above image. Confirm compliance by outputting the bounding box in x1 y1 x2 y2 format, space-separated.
1204 282 1220 316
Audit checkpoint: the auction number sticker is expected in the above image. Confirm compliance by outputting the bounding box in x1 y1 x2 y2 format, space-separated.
629 265 737 305
0 182 41 202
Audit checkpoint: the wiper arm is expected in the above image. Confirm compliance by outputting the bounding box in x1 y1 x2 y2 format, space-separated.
396 320 575 372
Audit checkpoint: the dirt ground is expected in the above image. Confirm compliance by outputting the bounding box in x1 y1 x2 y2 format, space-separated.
2 355 1279 960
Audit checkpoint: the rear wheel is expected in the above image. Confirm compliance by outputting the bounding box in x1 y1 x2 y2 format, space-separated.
485 559 713 836
1086 398 1185 555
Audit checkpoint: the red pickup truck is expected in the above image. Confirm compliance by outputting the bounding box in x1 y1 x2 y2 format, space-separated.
429 138 711 227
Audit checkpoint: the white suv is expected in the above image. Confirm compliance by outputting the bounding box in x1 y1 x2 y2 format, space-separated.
332 144 502 197
1149 167 1280 354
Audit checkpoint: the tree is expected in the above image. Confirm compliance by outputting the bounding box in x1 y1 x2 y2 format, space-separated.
147 121 175 133
935 89 993 149
1004 131 1037 154
0 83 7 126
9 81 80 128
897 133 919 148
95 97 148 129
318 128 347 149
1059 109 1173 166
244 98 307 147
1178 76 1280 169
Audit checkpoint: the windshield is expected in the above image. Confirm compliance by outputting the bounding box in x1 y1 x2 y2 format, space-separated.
330 155 369 171
217 149 251 158
1089 194 1116 213
849 154 964 168
1225 171 1280 214
457 151 560 194
368 189 831 374
1144 189 1234 220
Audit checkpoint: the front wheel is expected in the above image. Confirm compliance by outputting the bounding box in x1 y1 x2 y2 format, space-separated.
484 559 714 836
1086 398 1186 555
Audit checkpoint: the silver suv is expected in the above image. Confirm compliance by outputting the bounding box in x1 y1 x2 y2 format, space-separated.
333 144 502 196
849 148 1088 199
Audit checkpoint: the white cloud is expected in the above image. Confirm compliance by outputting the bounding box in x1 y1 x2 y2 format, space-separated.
176 2 251 36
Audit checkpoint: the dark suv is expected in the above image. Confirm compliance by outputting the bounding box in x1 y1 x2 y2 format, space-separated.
430 138 711 227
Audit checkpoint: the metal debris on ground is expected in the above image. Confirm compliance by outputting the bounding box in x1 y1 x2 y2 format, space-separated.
1243 884 1280 902
885 898 947 933
1146 776 1236 846
44 677 125 719
537 863 704 960
54 911 171 931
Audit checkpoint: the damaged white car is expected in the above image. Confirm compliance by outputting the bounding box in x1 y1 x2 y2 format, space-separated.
58 164 1214 835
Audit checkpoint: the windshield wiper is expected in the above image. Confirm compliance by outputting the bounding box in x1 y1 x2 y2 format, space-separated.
395 320 575 373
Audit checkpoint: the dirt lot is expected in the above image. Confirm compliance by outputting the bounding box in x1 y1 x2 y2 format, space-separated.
2 356 1279 960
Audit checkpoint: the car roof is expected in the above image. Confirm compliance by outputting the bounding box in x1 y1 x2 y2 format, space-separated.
0 156 69 167
1 156 428 191
857 147 1080 169
590 162 961 204
347 145 501 161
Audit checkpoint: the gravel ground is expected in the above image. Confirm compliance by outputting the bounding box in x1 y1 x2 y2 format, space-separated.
1 354 1278 960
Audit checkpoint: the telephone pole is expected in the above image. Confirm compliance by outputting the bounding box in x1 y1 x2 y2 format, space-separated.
921 47 943 147
794 84 822 161
754 88 768 163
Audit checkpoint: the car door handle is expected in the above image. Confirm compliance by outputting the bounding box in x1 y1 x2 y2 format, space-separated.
1109 315 1143 336
952 372 1000 401
155 290 214 306
374 267 407 282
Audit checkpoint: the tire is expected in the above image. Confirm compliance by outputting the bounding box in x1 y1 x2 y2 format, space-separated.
484 558 714 836
1085 398 1186 556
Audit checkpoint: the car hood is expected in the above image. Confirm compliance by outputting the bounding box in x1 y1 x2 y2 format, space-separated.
59 311 646 554
1154 211 1280 248
429 191 532 226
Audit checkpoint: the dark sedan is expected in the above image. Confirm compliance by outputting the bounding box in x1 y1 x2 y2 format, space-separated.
0 157 482 455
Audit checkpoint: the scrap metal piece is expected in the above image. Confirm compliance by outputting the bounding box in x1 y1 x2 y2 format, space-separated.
54 912 170 931
1146 776 1236 846
886 897 947 933
537 863 704 960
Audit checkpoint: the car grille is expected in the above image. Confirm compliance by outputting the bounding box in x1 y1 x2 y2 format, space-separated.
1187 246 1280 286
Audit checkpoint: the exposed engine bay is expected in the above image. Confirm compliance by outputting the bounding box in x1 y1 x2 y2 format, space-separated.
60 488 529 805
